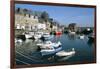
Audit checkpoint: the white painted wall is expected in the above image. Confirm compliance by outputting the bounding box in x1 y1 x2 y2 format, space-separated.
37 23 46 30
0 0 100 69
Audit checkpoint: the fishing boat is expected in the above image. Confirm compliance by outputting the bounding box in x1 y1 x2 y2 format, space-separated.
56 48 75 57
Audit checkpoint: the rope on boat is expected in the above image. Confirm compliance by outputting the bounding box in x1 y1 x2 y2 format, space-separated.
16 59 30 65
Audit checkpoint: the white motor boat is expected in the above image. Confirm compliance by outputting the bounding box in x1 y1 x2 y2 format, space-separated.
23 31 34 39
88 33 94 40
40 45 62 56
69 31 76 34
57 54 74 61
70 32 75 34
37 41 61 48
25 34 33 39
40 46 55 56
37 41 62 56
15 38 23 43
56 48 75 57
43 33 50 38
79 35 85 39
34 32 43 39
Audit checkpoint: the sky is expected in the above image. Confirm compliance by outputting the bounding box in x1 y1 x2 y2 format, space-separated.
15 4 95 27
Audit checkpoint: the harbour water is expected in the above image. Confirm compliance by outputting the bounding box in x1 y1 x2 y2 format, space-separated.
15 34 95 65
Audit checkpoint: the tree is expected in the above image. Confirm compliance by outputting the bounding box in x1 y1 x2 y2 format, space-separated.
40 11 49 22
16 8 20 13
64 27 68 34
68 23 76 28
68 23 77 32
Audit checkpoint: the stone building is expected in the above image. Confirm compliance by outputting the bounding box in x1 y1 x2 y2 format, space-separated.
15 8 59 32
15 8 39 31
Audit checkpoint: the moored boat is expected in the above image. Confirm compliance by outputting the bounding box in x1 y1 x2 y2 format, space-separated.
15 38 23 43
16 35 26 41
23 31 34 39
40 33 53 40
88 32 94 42
37 41 62 56
34 32 43 39
55 31 62 35
37 41 61 49
40 45 62 56
69 32 76 34
42 33 50 38
56 48 75 57
88 36 94 43
79 35 85 39
25 34 33 39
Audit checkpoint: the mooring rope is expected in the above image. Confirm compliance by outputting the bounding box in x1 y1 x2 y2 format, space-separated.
16 51 43 62
16 51 36 61
16 59 30 65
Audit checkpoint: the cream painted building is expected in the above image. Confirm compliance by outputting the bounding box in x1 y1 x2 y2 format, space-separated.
15 13 39 31
15 8 55 32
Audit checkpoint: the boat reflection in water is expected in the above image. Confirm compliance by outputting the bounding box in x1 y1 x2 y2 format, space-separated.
67 33 77 40
87 36 94 46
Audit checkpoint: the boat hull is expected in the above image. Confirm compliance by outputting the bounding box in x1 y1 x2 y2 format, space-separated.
25 34 33 39
56 32 62 35
41 47 62 56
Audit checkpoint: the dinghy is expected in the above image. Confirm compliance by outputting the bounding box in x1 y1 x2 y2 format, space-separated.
56 48 75 57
